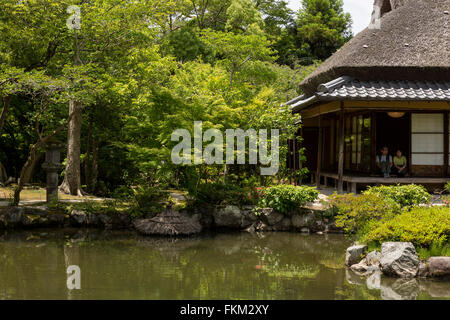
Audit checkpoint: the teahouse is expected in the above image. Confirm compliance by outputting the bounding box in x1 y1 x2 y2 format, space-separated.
286 0 450 193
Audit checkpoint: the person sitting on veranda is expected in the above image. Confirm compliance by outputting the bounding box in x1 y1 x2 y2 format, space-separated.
392 150 407 177
376 147 393 178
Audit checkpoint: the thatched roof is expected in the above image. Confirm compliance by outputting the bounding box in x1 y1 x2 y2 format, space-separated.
134 207 202 236
300 0 450 96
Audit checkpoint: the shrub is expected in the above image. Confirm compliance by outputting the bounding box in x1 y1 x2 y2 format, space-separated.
330 193 400 236
256 185 319 214
363 184 431 208
363 206 450 247
193 183 253 206
416 243 450 260
445 181 450 194
130 186 168 218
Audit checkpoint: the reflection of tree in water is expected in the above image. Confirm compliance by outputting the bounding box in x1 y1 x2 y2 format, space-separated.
12 230 449 299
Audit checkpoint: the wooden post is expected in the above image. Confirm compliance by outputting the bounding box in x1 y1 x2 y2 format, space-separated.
338 105 345 194
316 116 323 188
444 112 449 177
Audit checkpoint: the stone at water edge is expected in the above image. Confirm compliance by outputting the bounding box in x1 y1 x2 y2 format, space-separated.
261 208 284 226
365 250 381 267
380 242 419 278
417 262 430 278
345 244 367 267
427 257 450 277
213 205 251 229
350 261 379 275
291 211 315 229
70 209 87 225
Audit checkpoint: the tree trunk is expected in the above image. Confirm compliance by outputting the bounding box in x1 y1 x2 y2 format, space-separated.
22 151 43 184
0 162 7 183
14 143 42 205
91 138 99 192
85 114 93 192
59 100 83 196
0 96 11 135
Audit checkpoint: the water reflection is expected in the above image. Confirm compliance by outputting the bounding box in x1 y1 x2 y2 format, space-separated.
0 229 448 300
346 269 450 300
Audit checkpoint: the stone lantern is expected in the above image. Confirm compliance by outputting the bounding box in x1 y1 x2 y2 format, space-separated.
41 140 64 203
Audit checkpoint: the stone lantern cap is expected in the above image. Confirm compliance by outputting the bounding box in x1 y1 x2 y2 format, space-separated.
42 138 65 172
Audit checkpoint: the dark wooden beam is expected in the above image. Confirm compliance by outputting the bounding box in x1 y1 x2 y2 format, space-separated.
370 111 376 174
338 104 345 193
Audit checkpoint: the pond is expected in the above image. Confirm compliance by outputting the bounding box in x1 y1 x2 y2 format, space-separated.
0 229 448 300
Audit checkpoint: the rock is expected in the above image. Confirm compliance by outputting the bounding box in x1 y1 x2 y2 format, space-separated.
48 213 66 226
366 270 381 290
417 262 430 278
380 242 419 278
345 244 367 266
365 250 381 267
86 213 99 227
350 259 379 275
272 217 292 231
23 206 48 216
325 221 344 234
300 227 310 234
6 207 24 224
114 212 131 229
261 208 284 226
98 213 112 227
427 257 450 277
291 211 315 229
213 205 249 229
21 214 40 226
70 209 87 226
242 208 259 223
310 220 326 232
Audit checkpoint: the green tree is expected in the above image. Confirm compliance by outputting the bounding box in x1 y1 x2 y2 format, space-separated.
296 0 352 62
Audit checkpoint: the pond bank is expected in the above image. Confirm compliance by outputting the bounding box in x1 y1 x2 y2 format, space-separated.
0 198 341 234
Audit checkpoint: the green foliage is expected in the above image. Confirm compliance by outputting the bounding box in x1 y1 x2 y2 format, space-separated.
330 193 400 236
256 184 319 214
295 0 352 62
193 182 253 206
0 0 349 200
363 184 431 208
129 186 168 219
445 181 450 194
416 243 450 260
331 191 449 251
363 206 450 248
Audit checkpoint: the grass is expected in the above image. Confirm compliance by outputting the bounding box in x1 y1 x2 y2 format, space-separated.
416 244 450 260
0 185 99 202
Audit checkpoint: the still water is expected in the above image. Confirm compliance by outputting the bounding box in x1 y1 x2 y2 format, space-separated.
0 229 448 300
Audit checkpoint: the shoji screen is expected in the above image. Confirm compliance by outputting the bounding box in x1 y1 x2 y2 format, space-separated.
411 113 444 165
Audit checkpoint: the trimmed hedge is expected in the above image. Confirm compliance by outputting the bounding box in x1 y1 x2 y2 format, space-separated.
364 206 450 247
363 184 431 208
